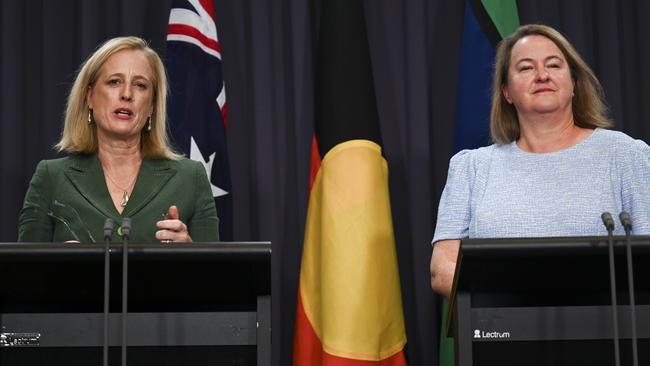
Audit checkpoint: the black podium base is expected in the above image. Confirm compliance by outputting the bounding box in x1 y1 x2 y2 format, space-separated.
474 339 650 366
0 346 256 366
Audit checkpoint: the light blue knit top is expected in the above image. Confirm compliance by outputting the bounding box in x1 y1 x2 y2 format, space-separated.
432 128 650 243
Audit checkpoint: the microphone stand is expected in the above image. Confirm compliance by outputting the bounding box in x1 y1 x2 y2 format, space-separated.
620 212 639 366
120 218 132 366
103 219 115 366
601 212 620 366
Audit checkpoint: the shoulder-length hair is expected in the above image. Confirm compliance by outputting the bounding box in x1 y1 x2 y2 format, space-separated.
490 24 612 145
56 36 182 160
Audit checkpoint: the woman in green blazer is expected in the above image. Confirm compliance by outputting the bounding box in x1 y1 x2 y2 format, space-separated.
18 37 219 243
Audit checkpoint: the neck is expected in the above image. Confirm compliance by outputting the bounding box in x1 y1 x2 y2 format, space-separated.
98 143 143 183
97 136 143 168
516 111 590 153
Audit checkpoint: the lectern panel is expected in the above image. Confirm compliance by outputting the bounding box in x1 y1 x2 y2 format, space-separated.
0 242 271 366
449 237 650 366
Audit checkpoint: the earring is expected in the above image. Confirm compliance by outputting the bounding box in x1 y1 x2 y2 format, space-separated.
87 108 93 124
146 115 152 131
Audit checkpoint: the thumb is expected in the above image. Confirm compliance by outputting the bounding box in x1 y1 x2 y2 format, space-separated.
167 205 180 220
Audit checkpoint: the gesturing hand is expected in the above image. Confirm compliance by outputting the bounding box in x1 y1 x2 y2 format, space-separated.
156 205 192 243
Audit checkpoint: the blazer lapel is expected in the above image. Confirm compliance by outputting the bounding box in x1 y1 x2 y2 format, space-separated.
64 154 117 218
124 159 177 217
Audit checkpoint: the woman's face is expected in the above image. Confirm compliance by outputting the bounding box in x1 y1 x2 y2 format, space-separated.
87 49 154 141
502 35 574 120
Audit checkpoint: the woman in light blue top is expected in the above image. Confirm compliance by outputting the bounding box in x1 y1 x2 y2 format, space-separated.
430 24 650 298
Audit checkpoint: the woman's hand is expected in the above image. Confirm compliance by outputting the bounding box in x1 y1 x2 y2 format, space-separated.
156 205 192 243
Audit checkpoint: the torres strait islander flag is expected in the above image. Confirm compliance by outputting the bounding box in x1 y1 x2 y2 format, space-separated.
439 1 519 365
165 0 233 240
293 0 407 365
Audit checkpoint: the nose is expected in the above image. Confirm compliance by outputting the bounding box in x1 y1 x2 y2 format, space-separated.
120 86 133 101
536 69 550 82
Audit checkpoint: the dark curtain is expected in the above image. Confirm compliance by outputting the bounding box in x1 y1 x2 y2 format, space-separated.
2 1 650 365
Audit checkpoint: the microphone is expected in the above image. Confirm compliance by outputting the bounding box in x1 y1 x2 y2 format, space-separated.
619 212 639 366
120 218 132 240
601 212 615 232
120 218 131 366
601 212 620 366
104 218 116 241
102 218 115 366
619 212 632 232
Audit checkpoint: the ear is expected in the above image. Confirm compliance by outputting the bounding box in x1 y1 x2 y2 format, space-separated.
86 86 93 109
501 84 513 104
572 78 576 96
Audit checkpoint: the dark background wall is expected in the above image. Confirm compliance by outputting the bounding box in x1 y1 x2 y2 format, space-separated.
2 0 649 365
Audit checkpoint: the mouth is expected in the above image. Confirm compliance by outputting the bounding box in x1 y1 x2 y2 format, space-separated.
114 108 133 119
533 88 554 94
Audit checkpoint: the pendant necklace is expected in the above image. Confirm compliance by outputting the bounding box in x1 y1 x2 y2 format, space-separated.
104 169 138 207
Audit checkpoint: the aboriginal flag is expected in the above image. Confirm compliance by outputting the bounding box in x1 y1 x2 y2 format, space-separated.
292 0 408 364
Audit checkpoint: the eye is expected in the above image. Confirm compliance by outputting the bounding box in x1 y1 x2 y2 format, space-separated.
107 79 120 86
135 82 148 90
548 63 561 69
519 65 533 72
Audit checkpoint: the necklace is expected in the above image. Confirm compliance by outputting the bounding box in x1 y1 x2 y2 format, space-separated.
104 169 138 207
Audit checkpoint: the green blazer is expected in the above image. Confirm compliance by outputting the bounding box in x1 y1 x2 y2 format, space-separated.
18 154 219 243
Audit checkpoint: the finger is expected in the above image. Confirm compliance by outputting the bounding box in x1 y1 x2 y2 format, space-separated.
156 219 187 232
156 229 191 243
167 205 180 220
176 221 187 232
156 230 175 242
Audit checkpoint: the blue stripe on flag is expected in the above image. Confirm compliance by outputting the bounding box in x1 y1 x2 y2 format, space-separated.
453 0 496 153
166 4 232 240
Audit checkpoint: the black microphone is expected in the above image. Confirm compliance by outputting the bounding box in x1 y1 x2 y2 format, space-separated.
619 212 639 366
619 212 632 232
120 218 131 366
102 218 115 366
601 212 615 232
601 212 621 366
104 218 115 241
120 218 132 240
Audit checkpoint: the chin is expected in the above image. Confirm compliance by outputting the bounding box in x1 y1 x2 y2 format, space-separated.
532 107 560 114
531 101 564 114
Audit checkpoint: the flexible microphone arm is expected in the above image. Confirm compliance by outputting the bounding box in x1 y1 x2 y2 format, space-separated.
619 212 639 366
601 212 621 366
120 218 131 366
102 218 115 366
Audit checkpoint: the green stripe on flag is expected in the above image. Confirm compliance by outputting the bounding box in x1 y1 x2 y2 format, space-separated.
481 0 520 39
439 299 454 366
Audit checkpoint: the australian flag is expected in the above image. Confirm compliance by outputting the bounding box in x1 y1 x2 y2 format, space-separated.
166 0 232 240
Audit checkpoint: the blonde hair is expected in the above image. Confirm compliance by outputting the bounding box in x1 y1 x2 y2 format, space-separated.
490 24 612 145
56 36 182 160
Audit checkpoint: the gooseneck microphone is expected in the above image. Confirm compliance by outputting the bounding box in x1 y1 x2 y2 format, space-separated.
120 218 132 366
102 218 115 366
601 212 621 366
601 212 615 232
619 212 639 366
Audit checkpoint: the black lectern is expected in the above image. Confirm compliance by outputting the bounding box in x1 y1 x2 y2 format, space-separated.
447 237 650 366
0 242 271 366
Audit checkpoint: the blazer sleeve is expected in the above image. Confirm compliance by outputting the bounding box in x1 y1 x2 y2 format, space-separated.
187 160 220 242
18 160 54 242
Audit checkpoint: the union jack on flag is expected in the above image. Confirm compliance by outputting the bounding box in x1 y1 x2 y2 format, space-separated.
166 0 232 240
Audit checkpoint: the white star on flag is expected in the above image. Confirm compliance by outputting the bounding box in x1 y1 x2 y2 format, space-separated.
190 136 228 198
